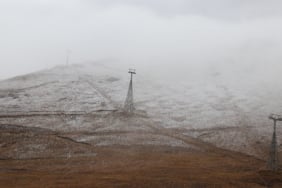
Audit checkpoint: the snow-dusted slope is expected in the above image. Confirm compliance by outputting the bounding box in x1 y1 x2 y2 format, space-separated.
0 62 281 158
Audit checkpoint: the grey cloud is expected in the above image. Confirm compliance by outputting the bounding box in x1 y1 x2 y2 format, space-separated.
0 0 282 79
84 0 282 20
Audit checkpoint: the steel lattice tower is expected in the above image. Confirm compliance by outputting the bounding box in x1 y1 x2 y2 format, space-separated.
268 114 281 171
124 69 136 113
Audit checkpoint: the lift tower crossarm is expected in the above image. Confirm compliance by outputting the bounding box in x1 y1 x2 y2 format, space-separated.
269 114 282 121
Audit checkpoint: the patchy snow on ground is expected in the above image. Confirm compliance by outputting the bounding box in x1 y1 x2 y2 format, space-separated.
74 132 191 148
0 62 281 157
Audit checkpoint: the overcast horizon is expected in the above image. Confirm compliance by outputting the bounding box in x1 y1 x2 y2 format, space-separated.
1 0 282 79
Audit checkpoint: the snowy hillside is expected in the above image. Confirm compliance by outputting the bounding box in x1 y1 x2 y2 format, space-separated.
0 62 281 159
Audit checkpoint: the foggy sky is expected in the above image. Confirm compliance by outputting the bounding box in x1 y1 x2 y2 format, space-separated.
0 0 282 79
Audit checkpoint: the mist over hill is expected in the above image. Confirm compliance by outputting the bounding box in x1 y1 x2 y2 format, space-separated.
1 0 282 79
1 1 282 187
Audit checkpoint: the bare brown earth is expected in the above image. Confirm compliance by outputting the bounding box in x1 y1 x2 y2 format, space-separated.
1 145 282 188
0 114 282 188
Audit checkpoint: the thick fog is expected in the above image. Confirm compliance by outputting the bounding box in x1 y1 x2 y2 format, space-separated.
0 0 282 80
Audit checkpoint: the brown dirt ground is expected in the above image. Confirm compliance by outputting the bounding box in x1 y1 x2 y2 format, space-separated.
1 145 281 188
